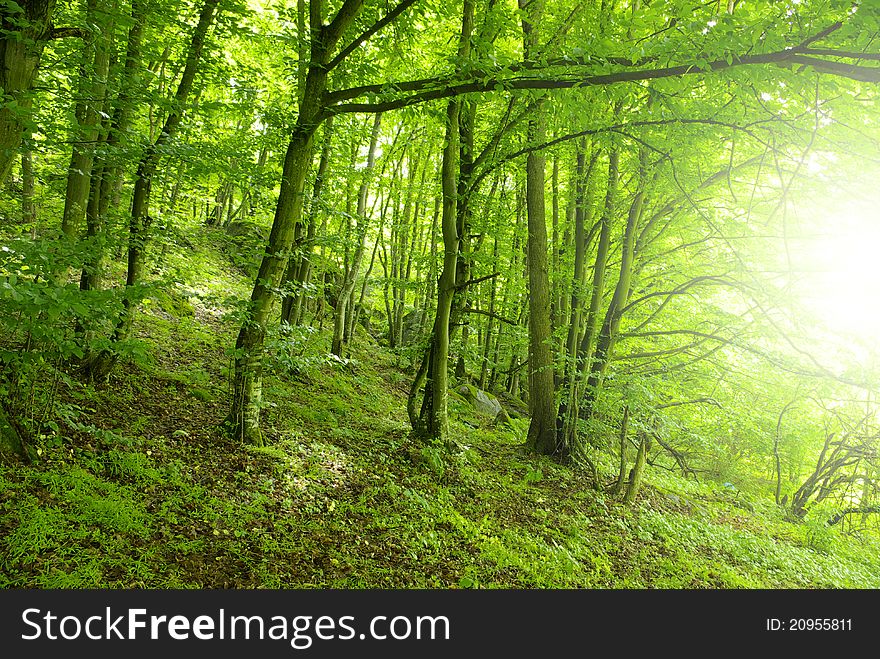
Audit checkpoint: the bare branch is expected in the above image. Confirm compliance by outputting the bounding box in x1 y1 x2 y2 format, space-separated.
459 272 501 289
462 307 517 326
792 21 842 51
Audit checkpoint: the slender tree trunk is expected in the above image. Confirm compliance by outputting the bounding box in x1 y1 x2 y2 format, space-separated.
21 139 36 224
583 146 648 417
79 0 146 296
479 234 499 389
580 149 618 378
557 143 597 447
420 193 441 335
396 159 425 346
59 0 112 279
613 405 630 496
421 98 461 442
550 153 561 341
78 113 111 296
561 147 618 444
85 0 220 380
332 112 382 356
414 0 473 445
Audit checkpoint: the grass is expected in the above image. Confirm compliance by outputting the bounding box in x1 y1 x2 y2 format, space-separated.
2 225 879 589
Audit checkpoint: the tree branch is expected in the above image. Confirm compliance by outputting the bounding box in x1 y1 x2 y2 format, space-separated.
801 48 880 61
323 0 366 53
655 398 722 409
792 21 842 51
788 54 880 83
462 307 517 325
826 505 880 526
49 26 87 39
325 34 880 116
326 0 419 71
459 271 500 288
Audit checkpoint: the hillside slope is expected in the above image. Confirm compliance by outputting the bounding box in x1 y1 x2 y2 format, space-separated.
1 227 879 589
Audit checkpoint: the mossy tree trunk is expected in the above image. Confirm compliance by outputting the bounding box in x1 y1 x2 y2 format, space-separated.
79 0 146 297
519 0 558 457
413 0 473 445
623 430 651 505
60 0 111 249
281 116 334 327
613 405 630 497
228 0 366 444
0 0 55 187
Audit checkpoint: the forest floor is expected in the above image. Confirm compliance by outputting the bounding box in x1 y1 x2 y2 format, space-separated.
2 227 880 588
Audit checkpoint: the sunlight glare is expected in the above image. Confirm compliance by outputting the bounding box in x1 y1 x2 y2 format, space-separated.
797 197 880 339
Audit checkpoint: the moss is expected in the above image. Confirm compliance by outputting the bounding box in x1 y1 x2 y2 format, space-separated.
153 289 195 318
190 388 214 402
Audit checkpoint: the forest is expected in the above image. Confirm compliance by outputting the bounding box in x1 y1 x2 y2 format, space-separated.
2 0 880 589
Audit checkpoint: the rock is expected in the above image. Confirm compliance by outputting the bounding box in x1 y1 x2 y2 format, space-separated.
474 389 502 417
225 220 268 240
401 309 425 346
493 407 512 427
456 384 502 417
456 384 474 401
497 391 529 419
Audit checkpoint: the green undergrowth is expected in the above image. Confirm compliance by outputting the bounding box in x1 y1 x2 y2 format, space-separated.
2 227 880 588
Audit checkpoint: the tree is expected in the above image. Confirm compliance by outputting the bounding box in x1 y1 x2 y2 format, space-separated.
84 0 222 379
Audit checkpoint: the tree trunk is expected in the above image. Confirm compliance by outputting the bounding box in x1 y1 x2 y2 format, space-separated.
79 0 146 296
0 0 56 187
523 109 557 455
518 0 556 456
414 0 473 445
623 430 650 505
479 234 499 389
60 0 111 249
84 0 220 380
613 405 630 497
228 0 365 444
583 146 648 416
331 112 382 356
21 139 36 224
281 116 334 325
422 98 461 443
557 142 598 449
560 147 618 446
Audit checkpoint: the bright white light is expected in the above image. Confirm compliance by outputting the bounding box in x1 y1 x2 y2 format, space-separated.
796 198 880 338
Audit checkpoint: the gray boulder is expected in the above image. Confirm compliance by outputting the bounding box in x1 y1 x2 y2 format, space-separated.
456 384 502 417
